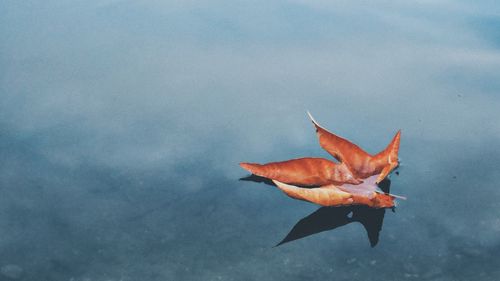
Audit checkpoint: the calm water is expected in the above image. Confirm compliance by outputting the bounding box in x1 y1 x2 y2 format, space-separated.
1 1 500 280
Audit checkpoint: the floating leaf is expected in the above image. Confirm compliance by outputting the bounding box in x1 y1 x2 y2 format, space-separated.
240 112 404 208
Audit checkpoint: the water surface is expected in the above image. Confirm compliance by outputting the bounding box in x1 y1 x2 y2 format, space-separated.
1 1 500 280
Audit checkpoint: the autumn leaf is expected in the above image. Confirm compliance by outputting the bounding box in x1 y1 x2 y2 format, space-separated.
240 157 362 186
240 112 403 208
272 174 396 208
307 111 401 184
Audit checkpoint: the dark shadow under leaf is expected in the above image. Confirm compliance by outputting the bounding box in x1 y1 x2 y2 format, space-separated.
276 178 392 247
239 174 275 186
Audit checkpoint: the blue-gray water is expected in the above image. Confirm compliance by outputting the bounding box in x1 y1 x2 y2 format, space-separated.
1 1 500 280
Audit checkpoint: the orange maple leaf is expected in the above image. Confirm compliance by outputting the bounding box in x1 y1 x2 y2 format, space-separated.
307 111 401 185
240 157 362 186
272 174 396 208
240 112 403 208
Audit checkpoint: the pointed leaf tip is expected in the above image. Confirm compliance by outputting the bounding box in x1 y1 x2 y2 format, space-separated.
306 111 318 124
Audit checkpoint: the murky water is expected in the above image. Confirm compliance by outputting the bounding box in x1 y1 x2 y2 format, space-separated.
1 1 500 280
